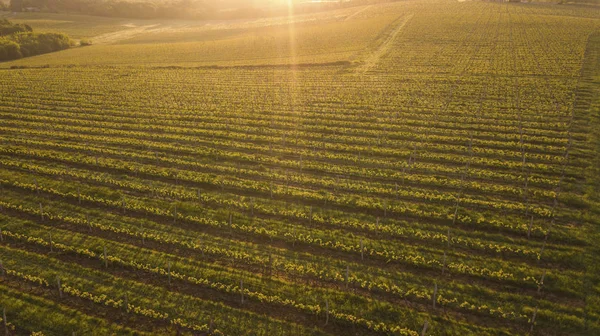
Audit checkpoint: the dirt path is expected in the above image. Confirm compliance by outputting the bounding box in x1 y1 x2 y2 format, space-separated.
91 24 161 44
344 5 373 21
357 14 414 73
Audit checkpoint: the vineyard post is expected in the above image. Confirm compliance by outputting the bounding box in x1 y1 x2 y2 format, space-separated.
0 228 3 242
442 251 447 275
197 189 201 202
527 215 533 239
383 200 388 217
168 262 172 287
3 307 7 336
433 283 438 309
443 228 450 275
268 254 273 276
123 293 128 313
34 178 39 194
360 239 364 260
240 279 244 304
538 235 548 264
402 167 406 185
537 270 546 293
77 186 81 204
309 206 313 225
325 299 329 325
530 307 538 333
421 320 429 336
56 276 62 298
39 203 43 221
345 265 349 288
173 204 177 224
86 214 92 233
103 246 107 268
0 259 4 276
49 233 53 252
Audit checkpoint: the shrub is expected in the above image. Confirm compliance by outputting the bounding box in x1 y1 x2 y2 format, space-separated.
79 38 92 46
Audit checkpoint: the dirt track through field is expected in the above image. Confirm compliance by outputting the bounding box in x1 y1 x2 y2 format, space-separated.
345 5 373 21
357 14 413 73
91 24 163 44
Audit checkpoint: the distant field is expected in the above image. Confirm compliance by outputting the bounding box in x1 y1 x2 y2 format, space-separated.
0 1 599 336
1 4 402 66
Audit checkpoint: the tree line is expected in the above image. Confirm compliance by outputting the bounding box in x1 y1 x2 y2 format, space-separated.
0 19 72 61
3 0 396 20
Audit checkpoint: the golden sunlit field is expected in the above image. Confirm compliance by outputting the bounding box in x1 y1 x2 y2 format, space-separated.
0 0 599 335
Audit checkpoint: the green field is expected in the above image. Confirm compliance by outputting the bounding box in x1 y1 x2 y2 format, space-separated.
0 1 599 335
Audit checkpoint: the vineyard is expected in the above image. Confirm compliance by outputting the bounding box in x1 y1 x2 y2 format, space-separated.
0 0 599 335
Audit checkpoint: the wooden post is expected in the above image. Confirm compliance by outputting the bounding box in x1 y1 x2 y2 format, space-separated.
421 320 429 336
383 200 387 217
168 262 172 287
345 265 349 288
538 236 548 264
442 251 447 275
0 259 4 276
240 279 244 304
173 204 177 223
103 246 108 268
3 307 7 336
49 233 53 252
77 186 81 204
0 228 3 242
57 276 62 298
433 283 438 308
360 239 364 260
530 307 538 333
325 299 329 325
309 206 313 225
527 215 533 239
39 203 44 221
123 293 128 313
538 270 546 293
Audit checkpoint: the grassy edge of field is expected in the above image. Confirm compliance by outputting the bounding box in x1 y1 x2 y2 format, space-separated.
579 30 600 334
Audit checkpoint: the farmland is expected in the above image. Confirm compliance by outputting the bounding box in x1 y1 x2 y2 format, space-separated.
0 1 599 335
